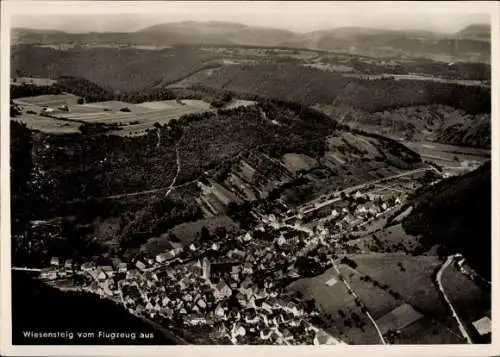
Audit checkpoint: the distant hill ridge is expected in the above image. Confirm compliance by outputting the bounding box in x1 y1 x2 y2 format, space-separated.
456 24 490 41
11 22 491 63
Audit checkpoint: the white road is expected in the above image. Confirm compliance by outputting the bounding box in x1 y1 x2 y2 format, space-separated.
12 266 42 272
436 255 473 344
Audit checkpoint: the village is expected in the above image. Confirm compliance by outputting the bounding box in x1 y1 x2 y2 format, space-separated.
38 185 416 345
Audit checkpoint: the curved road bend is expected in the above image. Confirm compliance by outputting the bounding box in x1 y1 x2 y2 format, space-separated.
164 133 184 199
330 259 387 345
436 255 473 344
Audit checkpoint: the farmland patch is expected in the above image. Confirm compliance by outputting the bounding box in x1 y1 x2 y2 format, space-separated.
165 215 239 246
388 315 465 344
12 114 81 134
224 99 257 110
375 303 424 335
81 101 153 113
281 153 318 173
347 254 452 321
12 77 57 86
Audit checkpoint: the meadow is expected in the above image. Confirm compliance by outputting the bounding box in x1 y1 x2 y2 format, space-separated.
347 254 455 327
12 114 81 134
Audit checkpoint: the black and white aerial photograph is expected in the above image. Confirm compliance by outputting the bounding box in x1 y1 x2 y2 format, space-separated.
1 0 497 354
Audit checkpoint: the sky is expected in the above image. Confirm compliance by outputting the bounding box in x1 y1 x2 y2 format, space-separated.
8 1 491 34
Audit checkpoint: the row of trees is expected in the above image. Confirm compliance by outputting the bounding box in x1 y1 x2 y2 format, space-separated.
11 83 62 99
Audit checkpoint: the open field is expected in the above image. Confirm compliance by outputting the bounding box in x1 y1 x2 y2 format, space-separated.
12 77 57 86
375 303 424 335
404 141 490 165
162 215 239 247
346 254 456 327
287 268 382 344
388 314 465 344
168 68 221 89
81 101 154 113
11 114 81 134
281 153 318 173
136 99 211 111
14 94 215 136
57 100 213 124
224 99 257 110
335 264 401 320
405 141 490 157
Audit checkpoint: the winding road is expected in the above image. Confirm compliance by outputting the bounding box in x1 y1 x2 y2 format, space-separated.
436 255 473 344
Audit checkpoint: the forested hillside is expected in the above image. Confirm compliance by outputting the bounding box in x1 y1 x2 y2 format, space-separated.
11 45 220 92
403 161 491 279
193 64 490 114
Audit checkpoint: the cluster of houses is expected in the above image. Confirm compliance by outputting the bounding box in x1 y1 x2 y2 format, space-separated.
37 219 340 345
111 250 330 344
39 185 383 344
290 191 404 233
40 257 76 280
40 256 129 282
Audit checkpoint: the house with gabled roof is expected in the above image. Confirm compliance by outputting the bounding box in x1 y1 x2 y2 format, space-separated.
213 279 232 300
118 262 128 273
64 259 73 272
81 262 95 272
242 262 254 275
135 260 147 271
40 268 57 280
100 265 114 277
